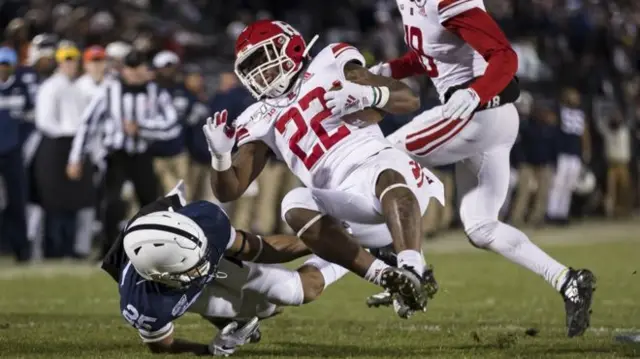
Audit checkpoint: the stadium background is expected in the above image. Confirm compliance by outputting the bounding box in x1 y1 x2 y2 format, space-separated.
0 1 639 358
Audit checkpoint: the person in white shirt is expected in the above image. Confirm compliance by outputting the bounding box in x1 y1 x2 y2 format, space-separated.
33 45 96 259
75 46 108 106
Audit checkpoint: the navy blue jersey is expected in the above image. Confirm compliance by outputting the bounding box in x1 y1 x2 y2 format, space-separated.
0 75 33 154
113 199 235 342
557 106 585 156
14 66 40 102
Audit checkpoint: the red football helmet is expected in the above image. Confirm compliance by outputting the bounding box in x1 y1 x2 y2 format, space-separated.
234 20 309 100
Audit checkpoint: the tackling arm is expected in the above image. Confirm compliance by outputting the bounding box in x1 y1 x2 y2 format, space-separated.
227 231 312 264
209 141 271 203
343 62 420 114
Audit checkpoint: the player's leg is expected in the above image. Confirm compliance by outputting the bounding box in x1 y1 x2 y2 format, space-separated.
281 187 428 312
457 145 595 337
281 189 387 281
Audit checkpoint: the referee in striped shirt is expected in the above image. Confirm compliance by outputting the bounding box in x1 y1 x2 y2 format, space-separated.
68 50 179 258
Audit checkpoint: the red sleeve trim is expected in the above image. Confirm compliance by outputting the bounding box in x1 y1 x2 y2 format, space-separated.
443 8 518 104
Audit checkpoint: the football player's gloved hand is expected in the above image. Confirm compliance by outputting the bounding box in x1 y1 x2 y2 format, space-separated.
369 62 391 77
442 88 480 121
202 110 236 171
209 317 260 357
324 80 389 117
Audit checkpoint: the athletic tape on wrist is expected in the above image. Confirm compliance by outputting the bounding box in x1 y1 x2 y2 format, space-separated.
211 152 232 171
375 86 390 108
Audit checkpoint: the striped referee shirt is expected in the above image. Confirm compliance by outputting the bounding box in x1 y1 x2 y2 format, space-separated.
68 79 179 164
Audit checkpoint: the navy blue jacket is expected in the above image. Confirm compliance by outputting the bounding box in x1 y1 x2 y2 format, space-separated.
149 85 207 158
0 75 33 154
521 118 559 166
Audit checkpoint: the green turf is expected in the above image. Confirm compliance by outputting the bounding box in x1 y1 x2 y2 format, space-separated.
1 223 639 358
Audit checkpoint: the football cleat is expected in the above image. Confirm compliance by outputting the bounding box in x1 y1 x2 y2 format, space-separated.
376 266 439 316
560 268 596 337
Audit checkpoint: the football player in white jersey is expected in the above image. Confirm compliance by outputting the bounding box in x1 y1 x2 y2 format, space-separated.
332 0 595 337
203 19 446 315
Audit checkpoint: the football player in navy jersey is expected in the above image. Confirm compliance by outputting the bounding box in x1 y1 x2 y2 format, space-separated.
102 182 349 356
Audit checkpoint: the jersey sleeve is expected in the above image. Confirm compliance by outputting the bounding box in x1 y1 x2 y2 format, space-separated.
234 102 280 157
435 0 485 23
328 43 366 71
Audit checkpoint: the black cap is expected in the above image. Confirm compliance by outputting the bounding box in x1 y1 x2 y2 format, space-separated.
123 50 146 68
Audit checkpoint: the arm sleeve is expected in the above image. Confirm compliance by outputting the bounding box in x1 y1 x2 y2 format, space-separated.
68 88 107 164
34 81 60 135
443 8 518 104
388 51 427 80
329 43 366 71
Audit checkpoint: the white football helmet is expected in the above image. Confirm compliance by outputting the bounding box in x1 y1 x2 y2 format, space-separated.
123 211 212 288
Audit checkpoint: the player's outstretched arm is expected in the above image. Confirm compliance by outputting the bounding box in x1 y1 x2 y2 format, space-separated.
227 231 312 264
325 61 420 117
204 110 270 202
345 62 420 114
209 142 271 202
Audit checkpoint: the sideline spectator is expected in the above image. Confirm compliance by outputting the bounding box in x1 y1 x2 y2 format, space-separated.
0 46 31 263
34 45 94 259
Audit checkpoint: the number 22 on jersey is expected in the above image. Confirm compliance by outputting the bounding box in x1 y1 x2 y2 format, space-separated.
275 87 351 170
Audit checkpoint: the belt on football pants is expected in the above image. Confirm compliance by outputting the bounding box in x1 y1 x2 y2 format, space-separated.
443 76 520 112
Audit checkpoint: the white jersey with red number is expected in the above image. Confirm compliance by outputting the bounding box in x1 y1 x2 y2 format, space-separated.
397 0 487 101
234 44 391 189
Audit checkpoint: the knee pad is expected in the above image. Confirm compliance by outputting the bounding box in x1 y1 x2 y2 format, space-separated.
280 187 321 223
465 221 499 249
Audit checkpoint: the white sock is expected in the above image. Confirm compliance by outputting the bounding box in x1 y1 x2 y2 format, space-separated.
302 255 349 289
397 249 425 274
482 222 569 292
364 259 390 285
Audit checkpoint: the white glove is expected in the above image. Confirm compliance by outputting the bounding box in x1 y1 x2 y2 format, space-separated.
369 62 392 77
202 110 236 171
324 80 389 117
442 88 480 121
209 317 260 357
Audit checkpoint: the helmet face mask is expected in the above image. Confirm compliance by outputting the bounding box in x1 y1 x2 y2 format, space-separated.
234 20 307 100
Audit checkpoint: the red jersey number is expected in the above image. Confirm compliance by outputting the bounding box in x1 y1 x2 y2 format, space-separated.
275 87 351 170
404 25 439 78
410 160 433 188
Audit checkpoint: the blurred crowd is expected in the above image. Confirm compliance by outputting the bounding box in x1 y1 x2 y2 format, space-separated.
0 0 639 263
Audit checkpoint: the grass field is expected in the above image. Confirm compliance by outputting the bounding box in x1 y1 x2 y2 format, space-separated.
0 221 639 359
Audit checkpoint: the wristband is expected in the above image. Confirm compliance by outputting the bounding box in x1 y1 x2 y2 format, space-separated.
211 152 232 171
372 86 390 109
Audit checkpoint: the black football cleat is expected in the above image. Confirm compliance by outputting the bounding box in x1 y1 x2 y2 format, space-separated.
560 268 596 337
373 266 439 318
370 245 398 267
